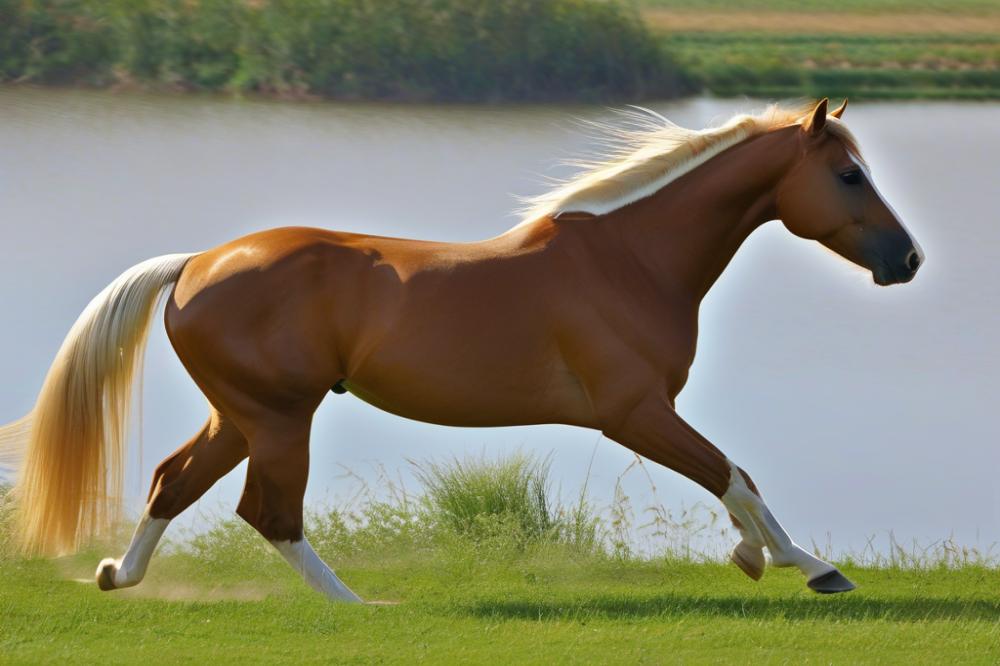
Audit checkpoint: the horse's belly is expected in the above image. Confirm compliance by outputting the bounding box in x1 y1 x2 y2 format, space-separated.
340 349 593 428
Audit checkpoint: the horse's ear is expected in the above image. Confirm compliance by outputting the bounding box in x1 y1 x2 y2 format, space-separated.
802 98 829 136
830 98 848 119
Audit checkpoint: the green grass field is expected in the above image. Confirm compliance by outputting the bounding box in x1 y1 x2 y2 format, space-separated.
640 0 1000 11
2 454 999 664
3 550 1000 663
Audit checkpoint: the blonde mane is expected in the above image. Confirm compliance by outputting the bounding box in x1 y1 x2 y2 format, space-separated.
520 101 862 222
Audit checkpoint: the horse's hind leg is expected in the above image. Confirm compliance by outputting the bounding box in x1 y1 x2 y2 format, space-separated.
96 410 247 590
236 415 361 603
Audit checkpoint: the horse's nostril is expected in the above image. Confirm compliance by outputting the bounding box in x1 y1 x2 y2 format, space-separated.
906 250 921 272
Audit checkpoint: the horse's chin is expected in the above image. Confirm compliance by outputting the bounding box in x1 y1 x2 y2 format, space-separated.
872 268 915 286
872 270 893 286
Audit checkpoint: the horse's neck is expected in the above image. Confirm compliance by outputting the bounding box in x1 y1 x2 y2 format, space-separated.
603 127 799 301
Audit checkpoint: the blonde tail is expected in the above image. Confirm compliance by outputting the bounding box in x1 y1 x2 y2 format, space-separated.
0 253 196 555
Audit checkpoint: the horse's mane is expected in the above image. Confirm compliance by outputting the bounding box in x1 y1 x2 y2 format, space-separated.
520 101 862 222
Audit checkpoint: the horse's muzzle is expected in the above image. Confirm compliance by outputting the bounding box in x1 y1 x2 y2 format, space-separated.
872 248 924 287
872 237 923 286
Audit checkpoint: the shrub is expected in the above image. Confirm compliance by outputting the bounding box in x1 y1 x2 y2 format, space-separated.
0 0 117 84
0 0 690 101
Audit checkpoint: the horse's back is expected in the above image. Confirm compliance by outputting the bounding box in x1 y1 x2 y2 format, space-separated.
163 224 591 427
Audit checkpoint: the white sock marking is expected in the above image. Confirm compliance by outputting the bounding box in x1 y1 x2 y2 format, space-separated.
720 461 835 580
98 509 170 588
271 538 362 603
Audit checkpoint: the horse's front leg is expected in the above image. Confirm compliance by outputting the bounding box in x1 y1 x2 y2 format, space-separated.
603 393 855 594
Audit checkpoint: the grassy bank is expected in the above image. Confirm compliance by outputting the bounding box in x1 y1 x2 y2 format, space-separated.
664 32 1000 100
2 454 998 662
0 0 686 102
645 0 1000 100
4 1 999 103
641 0 1000 11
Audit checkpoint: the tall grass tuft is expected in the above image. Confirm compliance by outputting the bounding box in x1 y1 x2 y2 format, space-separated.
414 453 598 552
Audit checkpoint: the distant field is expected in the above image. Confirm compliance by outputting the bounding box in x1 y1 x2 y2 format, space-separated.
3 552 1000 663
642 0 1000 99
640 0 1000 12
645 11 1000 34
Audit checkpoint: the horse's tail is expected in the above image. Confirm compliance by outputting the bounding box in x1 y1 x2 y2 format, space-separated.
0 252 197 556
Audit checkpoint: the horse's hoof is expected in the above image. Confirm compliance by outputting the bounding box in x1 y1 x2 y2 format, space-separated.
807 569 856 594
730 541 765 581
96 559 117 591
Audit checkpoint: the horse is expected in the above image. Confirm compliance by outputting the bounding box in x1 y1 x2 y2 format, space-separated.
0 98 923 600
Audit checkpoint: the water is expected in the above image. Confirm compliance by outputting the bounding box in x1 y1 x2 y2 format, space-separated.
1 87 997 557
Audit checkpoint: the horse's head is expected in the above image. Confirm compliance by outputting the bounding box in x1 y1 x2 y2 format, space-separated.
776 99 923 286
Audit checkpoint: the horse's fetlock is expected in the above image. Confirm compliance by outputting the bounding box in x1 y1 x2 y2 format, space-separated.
255 512 302 543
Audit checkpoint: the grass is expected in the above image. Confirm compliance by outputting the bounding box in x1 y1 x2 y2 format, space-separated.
642 0 1000 100
640 0 1000 13
413 452 599 549
663 32 1000 100
3 551 1000 662
2 454 999 663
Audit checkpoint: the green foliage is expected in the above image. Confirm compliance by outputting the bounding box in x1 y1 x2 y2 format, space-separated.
414 452 599 552
0 0 117 84
0 481 14 560
0 0 690 101
306 496 440 562
666 31 1000 100
3 0 998 101
416 453 553 541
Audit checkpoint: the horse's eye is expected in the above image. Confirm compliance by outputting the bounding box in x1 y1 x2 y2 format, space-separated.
839 169 863 185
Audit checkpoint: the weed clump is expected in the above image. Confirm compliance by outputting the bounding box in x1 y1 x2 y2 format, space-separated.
418 454 552 543
304 453 601 562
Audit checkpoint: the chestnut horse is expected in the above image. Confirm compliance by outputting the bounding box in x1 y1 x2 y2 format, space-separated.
0 99 922 599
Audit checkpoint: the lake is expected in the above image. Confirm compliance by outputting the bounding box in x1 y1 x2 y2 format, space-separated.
1 87 997 558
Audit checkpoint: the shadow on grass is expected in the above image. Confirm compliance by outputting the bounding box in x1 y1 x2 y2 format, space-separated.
458 594 1000 623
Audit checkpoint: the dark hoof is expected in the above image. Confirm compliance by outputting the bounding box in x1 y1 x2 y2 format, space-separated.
96 561 117 591
807 569 856 594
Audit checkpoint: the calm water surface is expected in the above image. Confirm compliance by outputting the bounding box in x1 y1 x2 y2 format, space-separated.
1 88 997 556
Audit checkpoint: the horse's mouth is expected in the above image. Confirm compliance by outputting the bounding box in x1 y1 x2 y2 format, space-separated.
872 263 917 286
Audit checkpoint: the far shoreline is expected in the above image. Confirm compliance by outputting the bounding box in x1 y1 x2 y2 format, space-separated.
4 79 998 108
